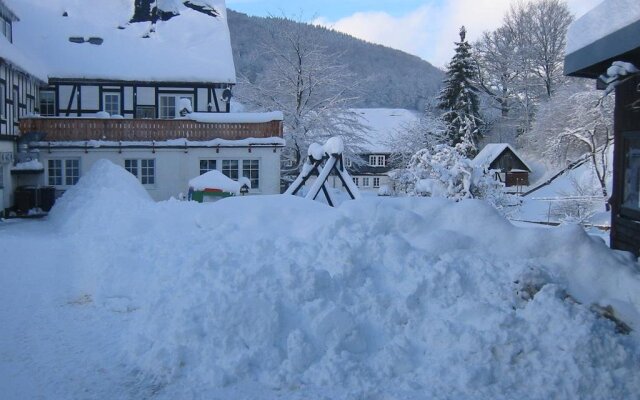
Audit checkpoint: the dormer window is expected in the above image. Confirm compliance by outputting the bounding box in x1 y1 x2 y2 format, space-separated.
369 155 386 167
1 17 12 43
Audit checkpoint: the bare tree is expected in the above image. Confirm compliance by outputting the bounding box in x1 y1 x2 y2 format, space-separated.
235 16 367 176
528 80 614 210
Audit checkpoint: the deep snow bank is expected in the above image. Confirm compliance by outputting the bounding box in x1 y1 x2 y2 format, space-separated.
49 160 640 399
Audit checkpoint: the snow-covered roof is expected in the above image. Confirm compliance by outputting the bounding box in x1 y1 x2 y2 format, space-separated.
188 170 247 193
566 0 640 55
352 108 420 153
0 33 48 82
31 137 285 148
472 143 532 172
188 111 283 123
0 0 18 22
6 0 236 84
564 0 640 78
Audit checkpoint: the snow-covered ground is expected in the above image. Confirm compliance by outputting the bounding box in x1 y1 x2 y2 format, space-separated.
517 154 612 227
1 160 640 399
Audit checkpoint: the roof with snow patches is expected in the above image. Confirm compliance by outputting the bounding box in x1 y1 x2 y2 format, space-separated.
564 0 640 78
352 108 420 153
472 143 532 172
4 0 236 84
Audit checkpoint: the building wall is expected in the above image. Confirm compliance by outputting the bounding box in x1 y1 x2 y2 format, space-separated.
0 139 14 211
33 145 282 201
0 61 40 135
47 81 232 118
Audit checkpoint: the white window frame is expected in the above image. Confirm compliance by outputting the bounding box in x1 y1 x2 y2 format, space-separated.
222 159 239 180
353 177 359 187
125 158 156 185
103 93 121 116
373 177 380 188
369 155 386 167
47 158 80 187
199 159 217 175
242 159 260 189
0 82 5 119
159 94 193 119
39 90 56 117
362 177 370 187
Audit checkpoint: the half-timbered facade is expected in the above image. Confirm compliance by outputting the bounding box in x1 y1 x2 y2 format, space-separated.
0 0 47 212
564 0 640 256
0 0 285 214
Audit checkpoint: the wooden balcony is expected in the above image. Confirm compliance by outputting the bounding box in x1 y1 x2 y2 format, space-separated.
19 117 283 142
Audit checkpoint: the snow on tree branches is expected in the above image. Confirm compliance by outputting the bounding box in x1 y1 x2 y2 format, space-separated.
390 144 516 214
438 26 483 158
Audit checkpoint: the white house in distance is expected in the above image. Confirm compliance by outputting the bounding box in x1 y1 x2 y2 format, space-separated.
347 108 419 192
0 0 284 213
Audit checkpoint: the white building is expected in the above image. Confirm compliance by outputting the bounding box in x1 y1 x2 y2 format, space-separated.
347 108 419 193
0 0 284 213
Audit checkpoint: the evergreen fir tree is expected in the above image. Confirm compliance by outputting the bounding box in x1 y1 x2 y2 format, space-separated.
437 26 483 157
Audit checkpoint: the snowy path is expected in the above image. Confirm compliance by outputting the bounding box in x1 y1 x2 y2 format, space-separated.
0 220 135 399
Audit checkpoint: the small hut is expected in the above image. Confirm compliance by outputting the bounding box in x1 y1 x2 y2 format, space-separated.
564 0 640 256
188 170 250 202
472 144 532 187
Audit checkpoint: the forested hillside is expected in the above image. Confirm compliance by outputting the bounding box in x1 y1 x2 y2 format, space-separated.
227 10 443 111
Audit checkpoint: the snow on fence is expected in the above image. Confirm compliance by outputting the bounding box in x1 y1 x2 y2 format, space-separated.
19 117 283 142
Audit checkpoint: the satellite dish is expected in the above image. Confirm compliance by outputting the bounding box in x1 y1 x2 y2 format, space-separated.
221 88 232 103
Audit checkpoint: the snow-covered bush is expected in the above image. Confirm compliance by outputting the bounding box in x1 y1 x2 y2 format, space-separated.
390 144 517 213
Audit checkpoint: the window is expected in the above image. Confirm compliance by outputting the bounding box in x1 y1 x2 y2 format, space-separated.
159 95 176 119
373 177 380 188
125 159 155 185
13 87 18 118
353 177 359 186
622 136 640 216
0 82 4 118
0 165 3 188
345 158 352 168
242 159 259 189
136 105 155 119
1 18 11 43
103 93 120 115
222 160 238 180
369 155 386 167
362 177 370 187
199 159 216 175
48 159 79 186
40 91 55 116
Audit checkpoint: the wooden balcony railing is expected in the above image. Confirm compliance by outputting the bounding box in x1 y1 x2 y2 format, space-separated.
19 117 283 142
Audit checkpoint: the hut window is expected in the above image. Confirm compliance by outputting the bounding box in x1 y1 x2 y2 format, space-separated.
373 177 380 188
362 177 370 187
622 138 640 213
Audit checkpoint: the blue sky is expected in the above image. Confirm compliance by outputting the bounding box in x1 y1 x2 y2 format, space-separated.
226 0 603 68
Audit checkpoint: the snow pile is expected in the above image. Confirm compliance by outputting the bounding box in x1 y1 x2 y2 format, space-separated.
1 160 635 398
38 161 640 398
48 159 152 233
118 197 640 398
10 160 44 171
188 170 248 193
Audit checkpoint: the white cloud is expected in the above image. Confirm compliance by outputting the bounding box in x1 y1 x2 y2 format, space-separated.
314 0 604 68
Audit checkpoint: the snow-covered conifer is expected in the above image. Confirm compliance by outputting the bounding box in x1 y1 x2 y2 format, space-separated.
437 26 483 158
